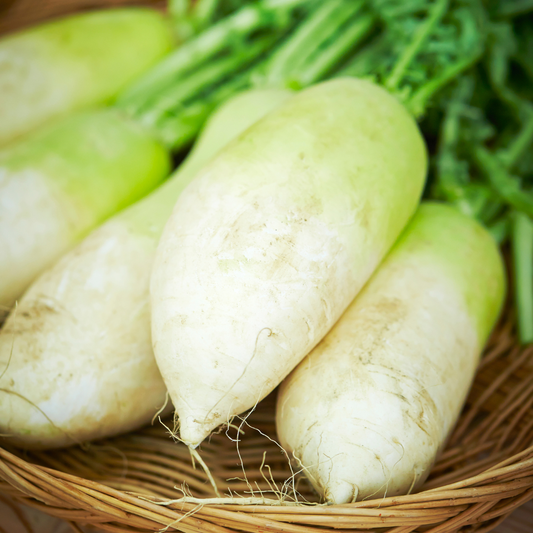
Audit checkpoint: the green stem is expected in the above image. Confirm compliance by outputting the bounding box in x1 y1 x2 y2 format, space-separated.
441 82 472 150
488 214 510 245
493 0 533 18
478 193 506 225
452 184 503 224
296 12 375 87
136 36 276 133
290 0 367 81
156 101 213 151
193 0 224 31
486 26 531 122
384 0 449 92
155 72 252 150
473 145 533 219
168 0 225 38
118 6 263 111
335 35 388 79
406 46 483 119
262 0 363 86
432 77 475 210
511 211 533 344
117 0 306 113
468 105 533 345
498 112 533 170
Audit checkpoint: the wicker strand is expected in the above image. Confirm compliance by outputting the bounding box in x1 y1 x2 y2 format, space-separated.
2 311 533 532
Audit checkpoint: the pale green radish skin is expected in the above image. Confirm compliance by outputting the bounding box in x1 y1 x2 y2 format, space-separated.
0 109 170 312
0 89 291 449
0 8 173 147
123 89 294 233
150 78 428 448
276 202 506 504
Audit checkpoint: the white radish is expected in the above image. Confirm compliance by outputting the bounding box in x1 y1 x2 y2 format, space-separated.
0 109 170 312
0 8 173 147
0 88 291 449
150 77 428 448
276 202 506 504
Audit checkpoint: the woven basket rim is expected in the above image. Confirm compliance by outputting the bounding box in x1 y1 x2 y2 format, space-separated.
2 313 533 533
1 441 533 533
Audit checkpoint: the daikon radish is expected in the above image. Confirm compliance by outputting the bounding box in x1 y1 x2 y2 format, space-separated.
0 0 303 311
276 202 505 503
0 89 291 449
150 77 427 448
0 8 173 146
0 109 170 311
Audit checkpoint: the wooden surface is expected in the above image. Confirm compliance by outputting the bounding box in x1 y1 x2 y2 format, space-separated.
0 0 165 36
2 497 533 532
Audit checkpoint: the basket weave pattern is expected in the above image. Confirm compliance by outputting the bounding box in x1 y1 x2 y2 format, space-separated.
1 1 533 531
1 310 533 532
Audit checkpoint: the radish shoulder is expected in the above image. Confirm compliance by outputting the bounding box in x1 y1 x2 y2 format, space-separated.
0 109 170 310
0 8 173 146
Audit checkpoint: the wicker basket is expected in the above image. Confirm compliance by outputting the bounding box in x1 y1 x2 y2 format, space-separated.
2 309 533 533
2 2 533 532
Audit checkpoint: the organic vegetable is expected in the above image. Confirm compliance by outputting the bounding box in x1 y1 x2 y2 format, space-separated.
148 0 487 449
1 0 481 310
276 202 505 504
0 8 173 147
0 88 291 449
0 110 170 311
0 0 494 451
150 77 427 448
0 0 306 310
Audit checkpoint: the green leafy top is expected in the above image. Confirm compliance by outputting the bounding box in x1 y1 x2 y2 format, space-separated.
340 0 487 117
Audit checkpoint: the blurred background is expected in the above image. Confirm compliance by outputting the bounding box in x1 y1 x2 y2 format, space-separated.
1 0 533 531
